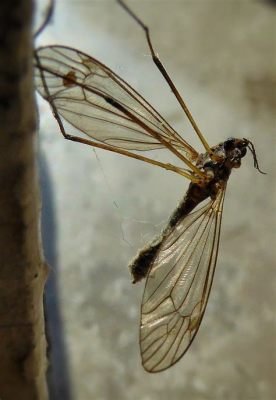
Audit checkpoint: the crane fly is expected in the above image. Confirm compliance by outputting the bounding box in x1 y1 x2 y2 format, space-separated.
34 0 265 372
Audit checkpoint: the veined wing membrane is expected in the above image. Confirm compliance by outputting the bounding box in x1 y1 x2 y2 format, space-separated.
140 189 225 372
34 45 198 160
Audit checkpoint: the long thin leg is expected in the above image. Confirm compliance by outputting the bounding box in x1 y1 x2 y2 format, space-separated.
34 0 54 38
51 106 201 183
117 0 212 155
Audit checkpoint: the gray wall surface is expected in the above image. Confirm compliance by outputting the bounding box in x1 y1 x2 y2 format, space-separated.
37 1 275 399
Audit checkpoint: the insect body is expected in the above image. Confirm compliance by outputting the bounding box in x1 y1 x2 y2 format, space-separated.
129 138 252 372
34 0 264 372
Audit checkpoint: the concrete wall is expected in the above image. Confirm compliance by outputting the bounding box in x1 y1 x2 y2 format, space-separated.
37 1 275 399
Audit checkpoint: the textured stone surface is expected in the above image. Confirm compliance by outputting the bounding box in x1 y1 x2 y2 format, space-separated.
38 1 275 399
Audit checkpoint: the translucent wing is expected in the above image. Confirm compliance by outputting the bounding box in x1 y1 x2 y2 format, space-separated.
34 45 198 160
140 189 225 372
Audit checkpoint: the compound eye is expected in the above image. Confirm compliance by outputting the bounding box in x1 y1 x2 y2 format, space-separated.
240 147 247 158
224 137 236 151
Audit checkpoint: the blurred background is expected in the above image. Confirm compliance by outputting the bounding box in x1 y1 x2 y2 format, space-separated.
35 1 275 399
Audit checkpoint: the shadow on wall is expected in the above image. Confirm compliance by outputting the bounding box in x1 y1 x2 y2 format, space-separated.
39 153 72 400
263 0 276 6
